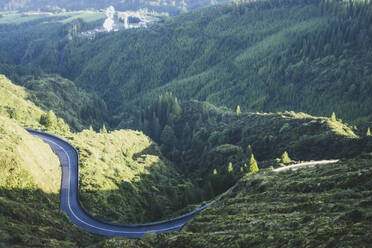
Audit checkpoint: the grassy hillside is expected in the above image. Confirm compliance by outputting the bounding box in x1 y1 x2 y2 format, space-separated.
99 154 372 247
0 74 44 127
0 116 99 247
0 74 106 131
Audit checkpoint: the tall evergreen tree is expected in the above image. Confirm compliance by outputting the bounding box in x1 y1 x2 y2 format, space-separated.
281 151 291 164
100 124 107 133
236 105 241 117
228 162 233 173
249 154 259 174
367 127 371 136
331 112 337 122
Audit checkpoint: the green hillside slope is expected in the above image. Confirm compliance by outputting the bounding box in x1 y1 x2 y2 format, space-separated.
18 74 109 131
0 116 98 247
70 128 202 223
100 155 372 247
0 74 108 131
0 75 201 247
0 74 43 128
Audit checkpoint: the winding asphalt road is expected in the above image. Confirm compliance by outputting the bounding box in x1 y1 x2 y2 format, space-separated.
26 129 211 238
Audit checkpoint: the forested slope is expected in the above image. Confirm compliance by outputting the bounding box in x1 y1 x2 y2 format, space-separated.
1 1 371 127
10 0 369 127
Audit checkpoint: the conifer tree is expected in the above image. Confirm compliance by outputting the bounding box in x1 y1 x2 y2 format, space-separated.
367 127 371 136
228 162 233 173
100 124 107 133
249 154 259 174
213 169 218 175
281 151 291 164
89 125 94 132
236 105 241 117
331 112 337 121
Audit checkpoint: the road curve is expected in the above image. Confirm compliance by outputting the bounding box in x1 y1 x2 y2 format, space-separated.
26 129 212 238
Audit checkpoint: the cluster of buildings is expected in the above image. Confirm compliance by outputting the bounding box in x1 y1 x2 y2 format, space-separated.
80 6 159 39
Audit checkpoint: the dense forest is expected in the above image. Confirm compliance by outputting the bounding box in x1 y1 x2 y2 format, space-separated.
1 0 371 129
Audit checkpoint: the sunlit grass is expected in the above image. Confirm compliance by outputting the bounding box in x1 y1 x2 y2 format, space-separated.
0 74 43 128
0 116 60 193
0 10 105 25
0 12 48 24
58 11 105 23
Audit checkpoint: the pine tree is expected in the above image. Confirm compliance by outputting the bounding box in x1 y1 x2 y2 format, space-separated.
228 162 233 173
331 112 337 121
249 154 259 174
281 151 291 164
213 169 218 175
89 125 94 132
367 127 371 136
236 105 241 117
100 124 107 133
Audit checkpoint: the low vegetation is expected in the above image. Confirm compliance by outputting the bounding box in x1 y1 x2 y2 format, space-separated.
102 155 371 248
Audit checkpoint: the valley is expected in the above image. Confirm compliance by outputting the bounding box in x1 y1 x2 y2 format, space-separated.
0 0 371 247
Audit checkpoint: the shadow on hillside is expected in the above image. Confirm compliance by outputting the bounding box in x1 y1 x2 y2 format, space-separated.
78 145 205 225
0 187 102 247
